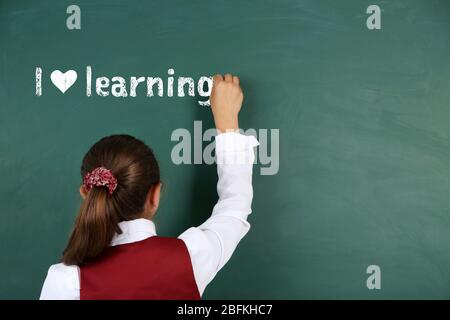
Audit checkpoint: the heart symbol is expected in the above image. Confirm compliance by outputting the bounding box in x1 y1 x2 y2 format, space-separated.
50 70 77 93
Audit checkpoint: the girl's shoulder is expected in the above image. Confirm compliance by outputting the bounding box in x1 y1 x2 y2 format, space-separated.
47 263 79 281
40 263 80 300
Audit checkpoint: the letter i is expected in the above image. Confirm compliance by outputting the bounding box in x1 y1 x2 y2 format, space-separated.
35 67 42 96
86 66 92 96
167 68 174 97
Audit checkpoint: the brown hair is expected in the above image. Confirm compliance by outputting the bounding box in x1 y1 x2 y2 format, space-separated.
62 134 160 265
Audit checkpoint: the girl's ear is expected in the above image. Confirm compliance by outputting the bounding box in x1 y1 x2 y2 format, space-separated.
150 182 162 210
144 182 162 219
79 185 87 199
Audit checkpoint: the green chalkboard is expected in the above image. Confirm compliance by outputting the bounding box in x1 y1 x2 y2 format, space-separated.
1 0 450 299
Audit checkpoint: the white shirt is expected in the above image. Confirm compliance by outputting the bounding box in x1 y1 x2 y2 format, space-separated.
40 132 259 299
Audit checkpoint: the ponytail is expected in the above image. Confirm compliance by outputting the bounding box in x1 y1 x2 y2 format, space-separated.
61 134 160 266
62 188 120 265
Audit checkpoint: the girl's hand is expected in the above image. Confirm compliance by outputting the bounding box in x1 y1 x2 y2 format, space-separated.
210 73 243 133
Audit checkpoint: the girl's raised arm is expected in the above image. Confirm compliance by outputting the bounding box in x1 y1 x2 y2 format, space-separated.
178 74 259 296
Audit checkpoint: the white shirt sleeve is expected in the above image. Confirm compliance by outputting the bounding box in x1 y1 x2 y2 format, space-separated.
39 263 80 300
178 132 259 296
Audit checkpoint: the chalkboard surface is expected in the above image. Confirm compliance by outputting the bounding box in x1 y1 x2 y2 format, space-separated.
1 0 450 299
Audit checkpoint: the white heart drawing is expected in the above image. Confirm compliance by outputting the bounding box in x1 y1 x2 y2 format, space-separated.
50 70 77 93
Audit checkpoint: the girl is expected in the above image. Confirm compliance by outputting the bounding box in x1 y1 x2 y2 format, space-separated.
40 73 259 299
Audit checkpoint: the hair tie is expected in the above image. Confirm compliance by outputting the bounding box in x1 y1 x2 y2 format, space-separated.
83 167 118 195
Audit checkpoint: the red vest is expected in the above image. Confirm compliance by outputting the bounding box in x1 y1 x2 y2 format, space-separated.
79 236 200 300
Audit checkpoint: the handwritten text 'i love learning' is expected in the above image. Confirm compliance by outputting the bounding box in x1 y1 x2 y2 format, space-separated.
35 66 213 106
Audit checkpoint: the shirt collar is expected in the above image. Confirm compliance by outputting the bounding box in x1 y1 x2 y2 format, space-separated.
110 218 157 247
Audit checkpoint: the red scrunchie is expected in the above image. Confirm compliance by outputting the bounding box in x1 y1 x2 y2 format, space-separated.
83 167 118 195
